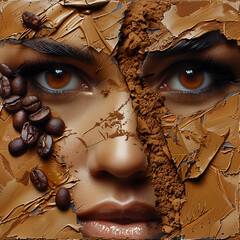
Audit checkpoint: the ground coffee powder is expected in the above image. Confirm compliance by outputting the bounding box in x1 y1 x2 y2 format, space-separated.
116 0 185 235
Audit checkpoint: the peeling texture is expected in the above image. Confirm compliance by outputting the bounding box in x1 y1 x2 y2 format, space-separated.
146 0 240 52
0 0 127 54
162 93 240 238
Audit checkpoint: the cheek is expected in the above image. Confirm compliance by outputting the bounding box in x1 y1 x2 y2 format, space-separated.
162 93 240 180
49 91 133 177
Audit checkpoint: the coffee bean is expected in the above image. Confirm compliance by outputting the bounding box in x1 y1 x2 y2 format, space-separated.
0 63 14 77
37 134 53 158
30 168 48 191
3 95 22 113
11 75 27 97
22 11 41 30
22 96 41 113
13 110 28 132
45 117 65 136
21 121 40 145
0 76 11 98
8 137 28 157
29 106 51 124
55 187 71 211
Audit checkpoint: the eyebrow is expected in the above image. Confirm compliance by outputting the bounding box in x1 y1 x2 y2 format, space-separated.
1 38 95 64
153 31 229 56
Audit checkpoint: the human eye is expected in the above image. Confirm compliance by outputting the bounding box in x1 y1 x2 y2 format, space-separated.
142 54 240 116
18 62 91 96
158 60 235 96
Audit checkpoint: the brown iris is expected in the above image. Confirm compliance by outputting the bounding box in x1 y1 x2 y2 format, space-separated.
46 69 71 89
179 69 204 89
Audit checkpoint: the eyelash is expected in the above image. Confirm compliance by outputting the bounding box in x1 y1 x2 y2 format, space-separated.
19 61 75 76
159 59 236 95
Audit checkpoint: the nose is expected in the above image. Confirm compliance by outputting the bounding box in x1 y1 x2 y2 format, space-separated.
87 97 148 179
88 136 147 179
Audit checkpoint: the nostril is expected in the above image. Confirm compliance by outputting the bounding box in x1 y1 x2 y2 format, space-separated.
92 170 149 185
92 170 112 179
88 137 148 179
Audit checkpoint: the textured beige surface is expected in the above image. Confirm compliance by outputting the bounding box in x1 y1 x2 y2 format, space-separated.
0 0 127 54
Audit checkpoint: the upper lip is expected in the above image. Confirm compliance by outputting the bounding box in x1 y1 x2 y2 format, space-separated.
77 202 160 223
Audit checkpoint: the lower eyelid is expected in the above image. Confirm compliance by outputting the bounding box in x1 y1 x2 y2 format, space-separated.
27 81 92 103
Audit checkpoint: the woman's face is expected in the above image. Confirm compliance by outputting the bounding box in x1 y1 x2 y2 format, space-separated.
1 0 240 239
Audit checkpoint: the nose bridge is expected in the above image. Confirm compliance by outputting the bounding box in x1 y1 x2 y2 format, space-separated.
87 95 148 179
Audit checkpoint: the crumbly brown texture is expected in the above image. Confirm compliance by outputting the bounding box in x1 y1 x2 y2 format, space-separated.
116 0 185 236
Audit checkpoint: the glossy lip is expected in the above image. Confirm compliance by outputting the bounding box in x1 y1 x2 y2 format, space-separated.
77 202 163 239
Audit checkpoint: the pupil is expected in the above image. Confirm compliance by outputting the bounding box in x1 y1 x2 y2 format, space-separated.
185 69 194 79
53 69 64 79
179 68 204 90
55 69 63 74
46 69 71 89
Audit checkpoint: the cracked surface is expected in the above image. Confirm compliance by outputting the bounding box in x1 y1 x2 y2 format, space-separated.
1 0 240 239
0 0 127 54
161 93 240 238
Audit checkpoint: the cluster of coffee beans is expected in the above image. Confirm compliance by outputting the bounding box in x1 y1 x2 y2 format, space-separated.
0 63 70 210
0 63 65 158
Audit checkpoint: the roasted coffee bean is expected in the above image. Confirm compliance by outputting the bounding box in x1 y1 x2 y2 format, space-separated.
3 95 22 113
37 134 53 158
0 63 14 77
55 187 71 211
0 76 11 98
13 110 28 132
30 168 48 191
21 121 40 145
45 117 65 136
11 75 27 97
22 96 41 113
29 106 51 124
22 11 41 30
8 137 28 157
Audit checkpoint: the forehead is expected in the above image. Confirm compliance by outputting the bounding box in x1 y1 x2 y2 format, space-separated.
0 0 127 54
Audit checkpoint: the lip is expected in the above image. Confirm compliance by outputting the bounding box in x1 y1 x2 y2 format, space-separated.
77 202 163 239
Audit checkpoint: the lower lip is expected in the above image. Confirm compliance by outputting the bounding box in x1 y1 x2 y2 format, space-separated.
80 220 162 239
